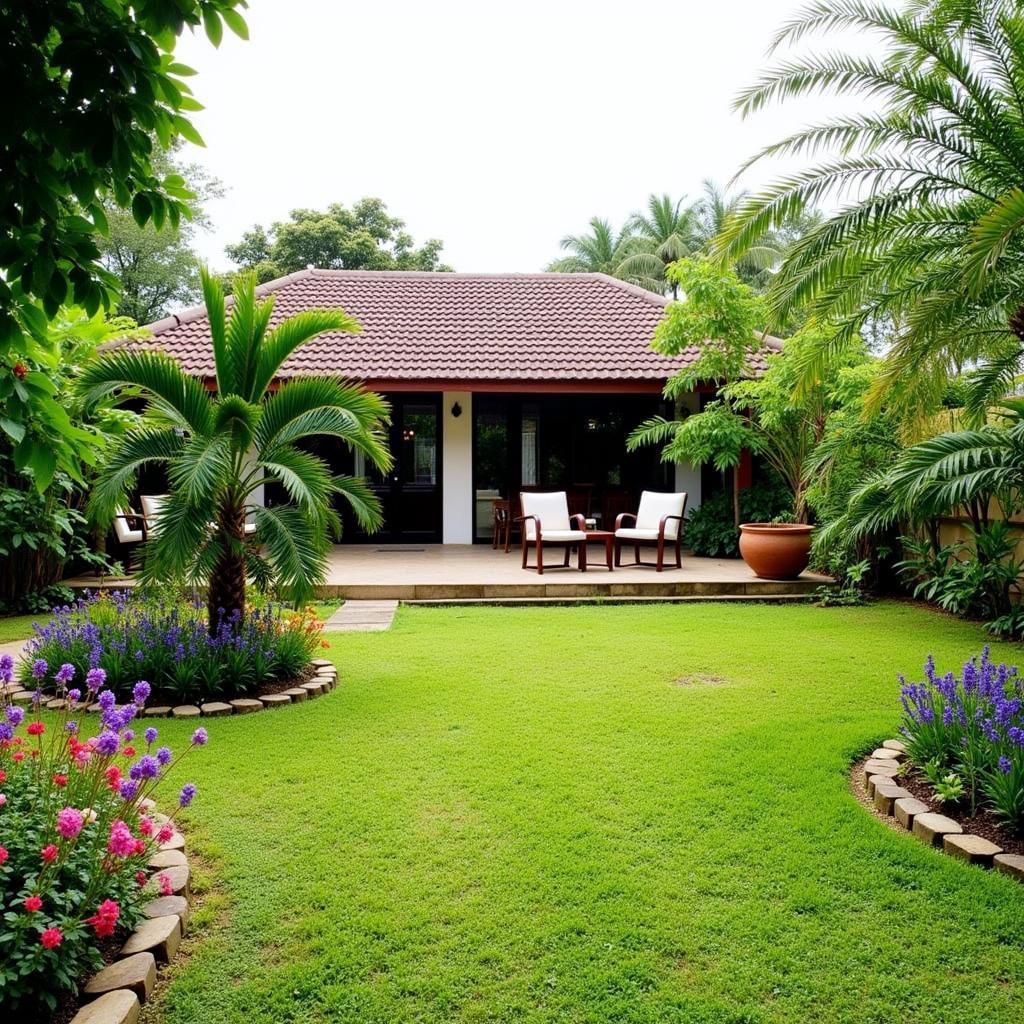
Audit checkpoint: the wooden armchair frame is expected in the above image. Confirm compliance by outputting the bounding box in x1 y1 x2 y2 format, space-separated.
515 512 587 574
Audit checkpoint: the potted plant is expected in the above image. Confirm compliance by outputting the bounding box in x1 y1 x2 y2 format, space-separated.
738 514 814 579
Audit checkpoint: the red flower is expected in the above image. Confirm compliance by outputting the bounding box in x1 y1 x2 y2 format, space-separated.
12 751 24 762
122 746 136 758
26 721 45 736
12 363 27 381
87 899 120 937
0 770 5 783
132 838 146 856
156 824 173 844
135 870 147 887
52 773 68 787
105 765 122 792
0 846 7 865
40 844 58 864
23 895 42 913
40 928 63 949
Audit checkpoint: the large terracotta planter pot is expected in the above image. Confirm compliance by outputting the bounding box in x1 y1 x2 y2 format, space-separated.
738 522 814 580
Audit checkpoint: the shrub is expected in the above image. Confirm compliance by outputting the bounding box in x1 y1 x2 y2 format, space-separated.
0 656 207 1013
682 479 791 558
21 593 325 704
900 649 1024 829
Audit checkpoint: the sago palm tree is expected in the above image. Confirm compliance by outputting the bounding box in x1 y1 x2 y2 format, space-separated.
77 270 392 627
716 0 1024 418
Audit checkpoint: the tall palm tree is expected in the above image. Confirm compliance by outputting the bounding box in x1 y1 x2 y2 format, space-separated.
546 217 660 291
78 270 391 627
716 0 1024 419
619 194 699 297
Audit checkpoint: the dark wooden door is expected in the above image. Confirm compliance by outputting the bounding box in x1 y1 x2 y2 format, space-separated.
369 394 443 543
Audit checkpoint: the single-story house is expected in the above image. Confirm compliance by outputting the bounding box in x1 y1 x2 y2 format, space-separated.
137 269 778 544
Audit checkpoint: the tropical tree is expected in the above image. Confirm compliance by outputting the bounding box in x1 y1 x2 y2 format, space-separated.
545 218 652 287
77 271 392 626
716 0 1024 419
618 195 699 297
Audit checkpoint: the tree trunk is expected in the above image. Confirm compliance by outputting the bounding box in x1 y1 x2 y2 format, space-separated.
207 501 246 635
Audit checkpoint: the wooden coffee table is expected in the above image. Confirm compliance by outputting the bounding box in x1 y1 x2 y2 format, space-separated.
578 530 614 572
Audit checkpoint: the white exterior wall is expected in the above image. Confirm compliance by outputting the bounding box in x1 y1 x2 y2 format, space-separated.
441 391 473 543
674 390 702 512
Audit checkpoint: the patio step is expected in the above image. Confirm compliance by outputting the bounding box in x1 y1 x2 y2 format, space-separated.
323 600 398 632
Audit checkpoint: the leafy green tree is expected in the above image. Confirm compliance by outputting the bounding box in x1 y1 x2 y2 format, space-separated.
99 147 224 325
1 0 249 482
618 195 699 297
628 258 768 525
716 0 1024 418
78 271 392 625
226 198 451 282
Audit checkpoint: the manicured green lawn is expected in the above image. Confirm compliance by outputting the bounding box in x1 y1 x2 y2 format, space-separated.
0 613 44 644
149 602 1023 1024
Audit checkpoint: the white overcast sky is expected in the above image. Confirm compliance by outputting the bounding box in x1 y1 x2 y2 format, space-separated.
176 0 864 274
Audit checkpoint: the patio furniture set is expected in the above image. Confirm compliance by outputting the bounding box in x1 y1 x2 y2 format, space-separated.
493 490 688 574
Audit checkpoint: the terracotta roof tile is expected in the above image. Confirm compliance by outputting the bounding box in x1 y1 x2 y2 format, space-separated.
131 269 776 384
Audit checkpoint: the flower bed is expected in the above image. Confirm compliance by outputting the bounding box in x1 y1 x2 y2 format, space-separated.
0 654 207 1015
19 592 327 706
852 647 1024 882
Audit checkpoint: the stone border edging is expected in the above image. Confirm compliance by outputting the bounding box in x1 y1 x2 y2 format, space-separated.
5 661 338 720
67 804 193 1024
856 740 1024 883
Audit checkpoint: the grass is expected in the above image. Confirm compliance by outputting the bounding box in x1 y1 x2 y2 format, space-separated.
142 601 1023 1024
0 613 46 644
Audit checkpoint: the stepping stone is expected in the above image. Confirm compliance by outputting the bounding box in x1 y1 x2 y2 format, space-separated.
894 797 930 830
200 701 233 716
866 774 894 799
171 705 200 718
47 698 67 710
874 782 911 815
158 831 185 852
943 833 1002 866
994 853 1024 881
259 693 291 709
143 706 171 717
301 680 325 697
145 895 190 934
148 849 187 869
311 658 333 668
883 739 907 753
912 812 962 847
10 690 34 704
282 687 308 702
862 760 899 786
83 952 156 1002
871 747 905 761
229 698 262 714
120 914 181 963
150 863 190 897
70 989 140 1024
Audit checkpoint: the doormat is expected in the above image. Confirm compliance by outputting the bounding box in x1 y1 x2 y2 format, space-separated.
374 547 426 553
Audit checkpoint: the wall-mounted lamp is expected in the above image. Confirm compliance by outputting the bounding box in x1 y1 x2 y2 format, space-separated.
451 401 462 418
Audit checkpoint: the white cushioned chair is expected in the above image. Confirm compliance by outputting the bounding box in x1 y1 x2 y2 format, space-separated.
517 491 586 573
112 506 146 570
139 494 168 538
614 491 688 571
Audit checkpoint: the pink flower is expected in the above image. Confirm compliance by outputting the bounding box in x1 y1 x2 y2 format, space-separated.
40 844 58 864
106 820 135 858
0 845 7 864
23 895 42 912
56 807 84 840
156 824 174 844
138 817 154 837
40 928 62 949
87 899 120 937
159 872 173 896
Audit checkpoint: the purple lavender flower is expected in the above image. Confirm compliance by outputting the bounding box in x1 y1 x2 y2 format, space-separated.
119 779 140 801
95 731 120 756
0 654 12 684
178 783 197 808
98 690 116 712
123 729 135 742
55 663 75 685
0 723 12 742
31 658 47 679
998 755 1013 774
132 681 151 705
191 727 208 747
144 727 158 745
6 705 24 727
67 688 81 703
156 746 172 766
133 754 160 780
85 667 106 691
65 721 78 734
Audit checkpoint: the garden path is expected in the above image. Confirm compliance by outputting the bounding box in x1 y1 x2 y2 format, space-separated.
322 599 398 632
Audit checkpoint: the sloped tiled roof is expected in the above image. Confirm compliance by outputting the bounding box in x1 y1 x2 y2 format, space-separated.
133 269 777 386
